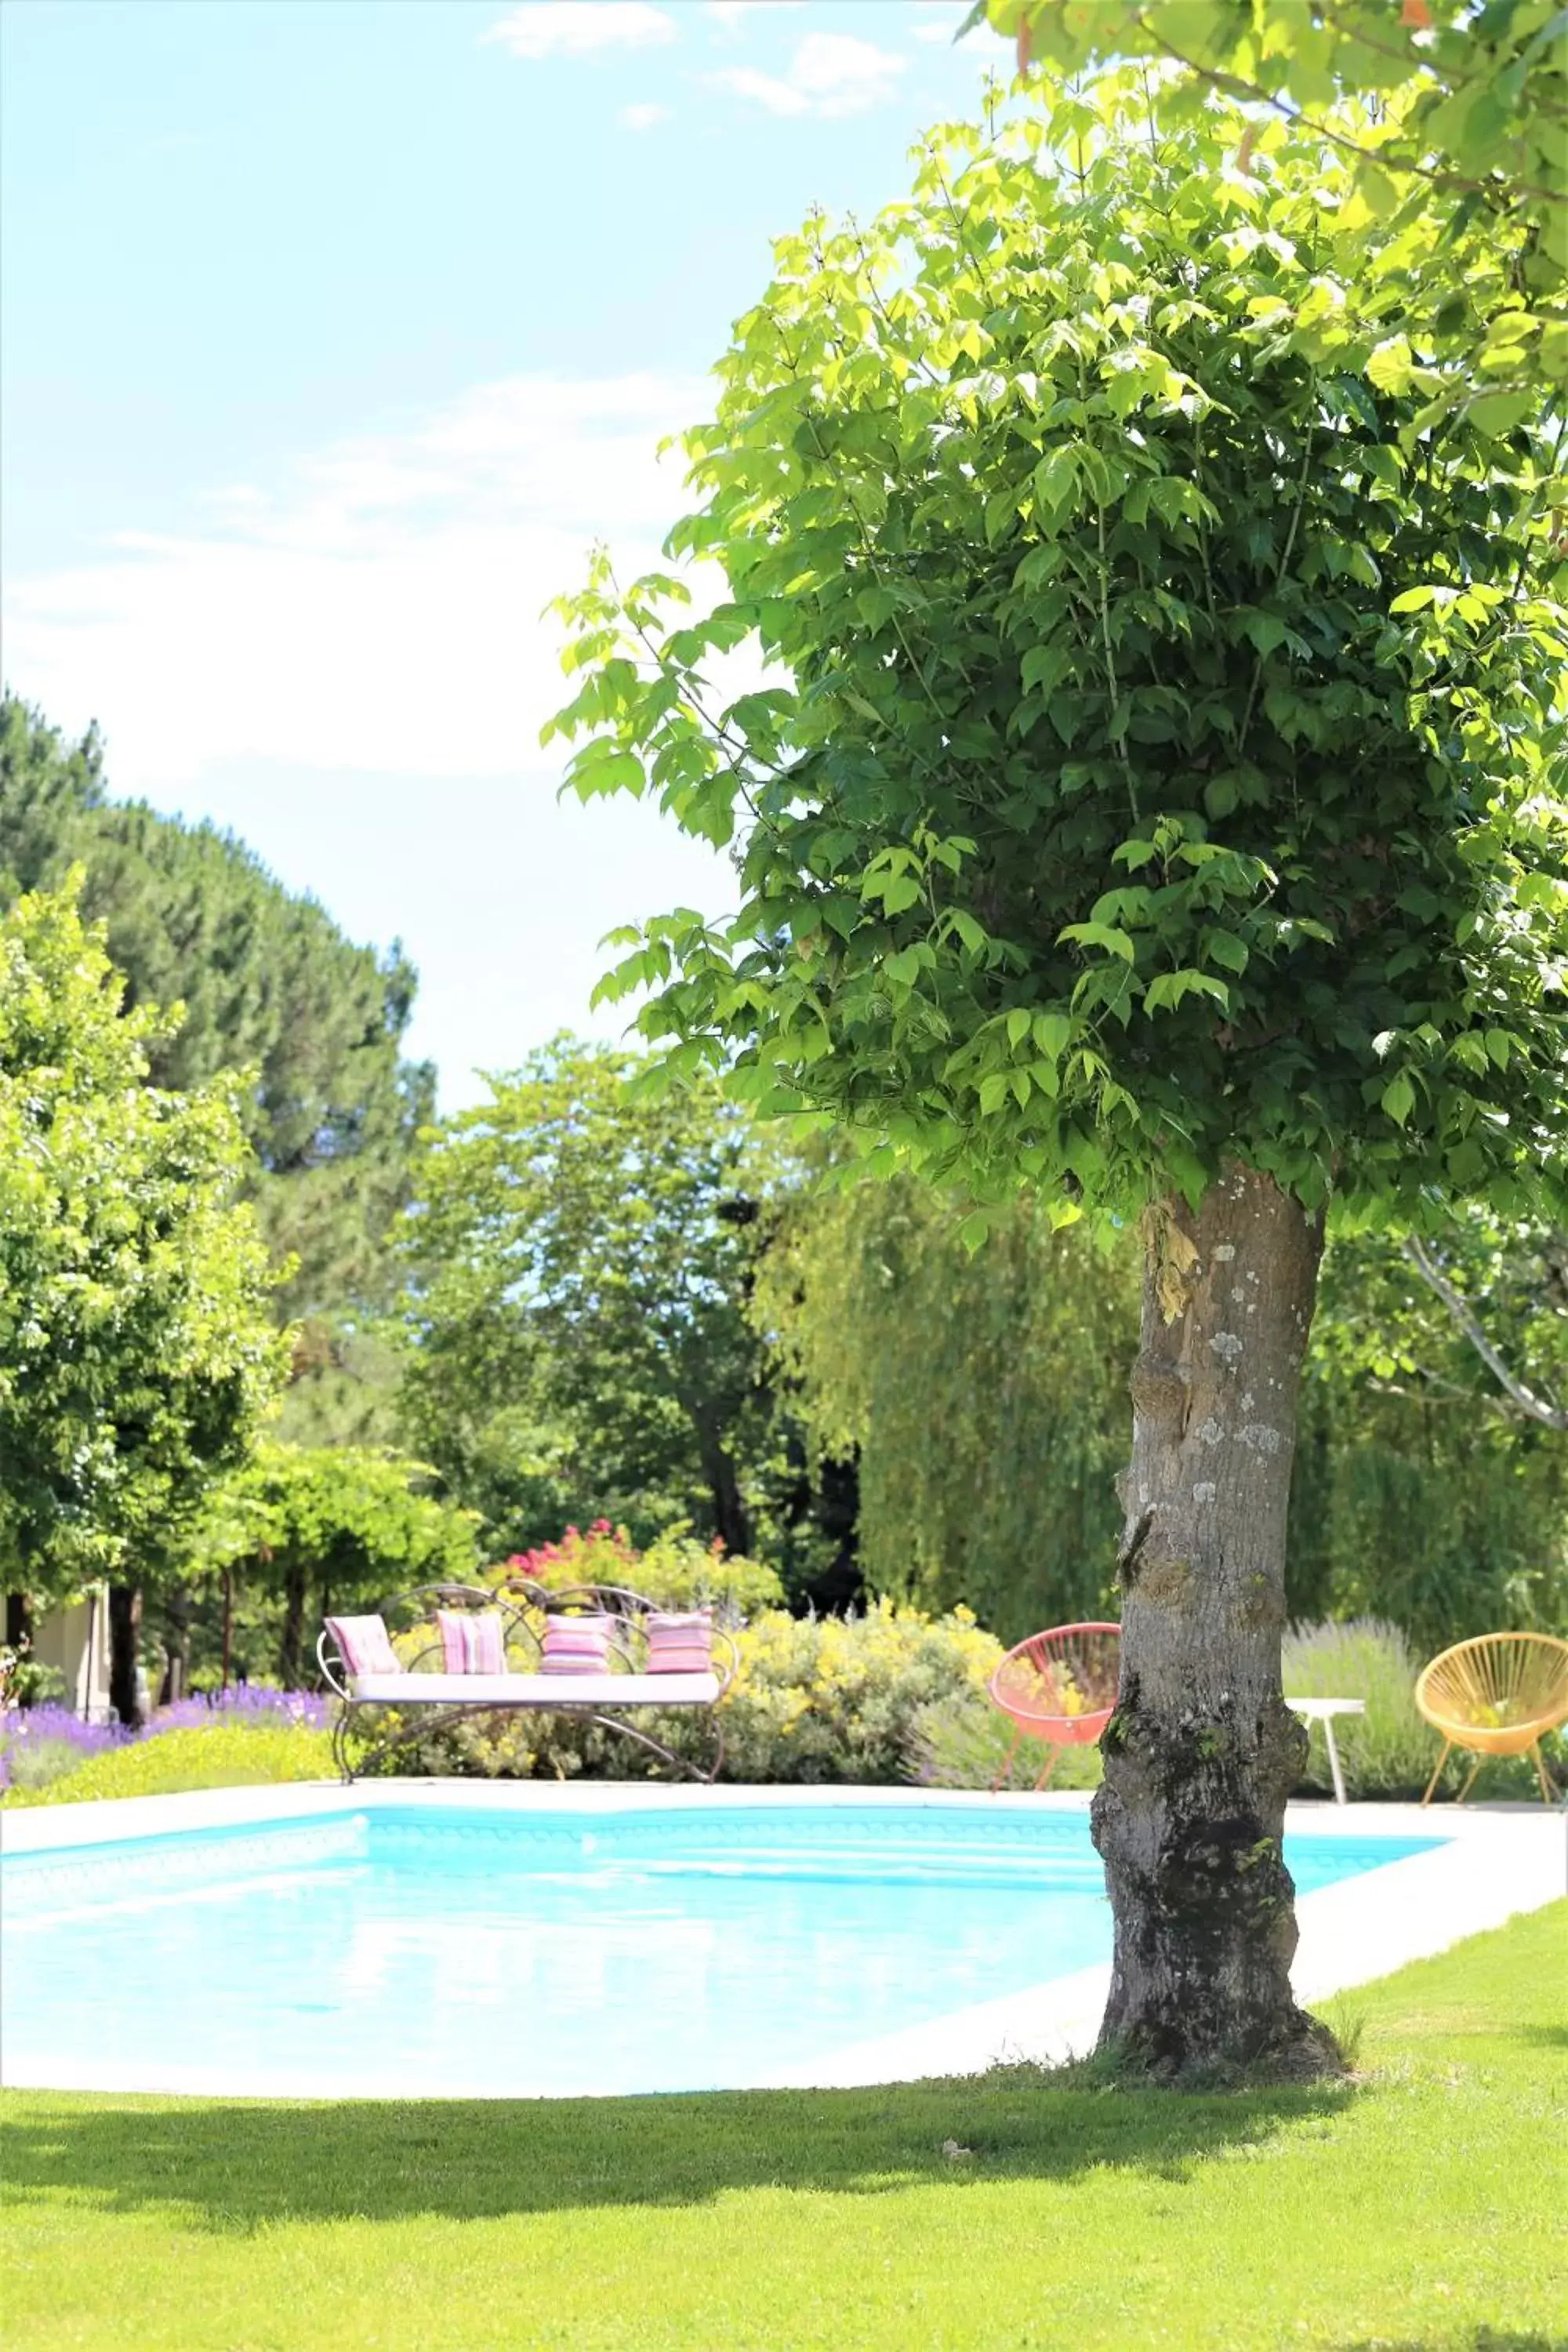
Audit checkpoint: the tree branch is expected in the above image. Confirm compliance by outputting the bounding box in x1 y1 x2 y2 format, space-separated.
1403 1236 1568 1432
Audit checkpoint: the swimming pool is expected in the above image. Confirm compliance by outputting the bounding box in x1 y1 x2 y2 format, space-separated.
2 1799 1443 2096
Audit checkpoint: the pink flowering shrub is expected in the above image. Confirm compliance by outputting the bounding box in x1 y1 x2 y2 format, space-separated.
501 1519 782 1617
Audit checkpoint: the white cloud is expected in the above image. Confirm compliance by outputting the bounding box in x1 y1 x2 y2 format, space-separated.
619 100 672 129
909 12 962 44
2 374 715 789
709 30 906 119
706 1 807 27
3 372 755 1104
483 3 677 62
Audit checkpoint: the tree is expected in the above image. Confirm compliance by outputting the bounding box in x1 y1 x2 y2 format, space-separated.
195 1443 481 1688
757 1178 1137 1639
1290 1250 1568 1646
544 79 1568 2074
1316 1207 1568 1432
397 1038 797 1566
987 0 1568 410
0 880 286 1718
0 695 435 1439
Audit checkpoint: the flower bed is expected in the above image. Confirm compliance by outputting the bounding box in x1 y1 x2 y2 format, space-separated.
0 1686 330 1800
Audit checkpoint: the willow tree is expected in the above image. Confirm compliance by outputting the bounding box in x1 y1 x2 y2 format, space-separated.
755 1176 1138 1639
545 78 1568 2074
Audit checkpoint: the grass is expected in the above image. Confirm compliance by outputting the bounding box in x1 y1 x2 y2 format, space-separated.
2 1904 1563 2351
0 1722 336 1806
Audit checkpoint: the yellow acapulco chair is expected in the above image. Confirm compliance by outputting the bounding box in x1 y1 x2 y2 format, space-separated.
1414 1632 1568 1806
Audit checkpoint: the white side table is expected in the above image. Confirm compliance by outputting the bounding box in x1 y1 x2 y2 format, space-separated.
1286 1697 1365 1806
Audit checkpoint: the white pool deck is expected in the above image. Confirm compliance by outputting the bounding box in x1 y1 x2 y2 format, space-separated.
2 1780 1563 2095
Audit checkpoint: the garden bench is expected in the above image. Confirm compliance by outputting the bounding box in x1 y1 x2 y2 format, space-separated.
318 1578 738 1784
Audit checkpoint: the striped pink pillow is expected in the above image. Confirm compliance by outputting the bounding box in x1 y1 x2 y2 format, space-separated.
540 1613 614 1675
646 1610 713 1675
436 1610 506 1675
326 1615 401 1677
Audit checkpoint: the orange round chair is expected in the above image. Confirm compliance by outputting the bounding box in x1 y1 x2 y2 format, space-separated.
987 1621 1121 1791
1414 1631 1568 1806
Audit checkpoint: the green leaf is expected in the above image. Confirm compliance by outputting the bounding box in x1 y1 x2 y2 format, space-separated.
1059 922 1135 964
1204 931 1249 975
1466 389 1536 438
1381 1073 1415 1127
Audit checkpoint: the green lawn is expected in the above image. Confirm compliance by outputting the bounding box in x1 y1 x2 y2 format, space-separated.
2 1904 1563 2352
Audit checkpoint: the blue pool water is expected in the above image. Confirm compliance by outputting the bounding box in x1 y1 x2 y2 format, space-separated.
0 1803 1442 2096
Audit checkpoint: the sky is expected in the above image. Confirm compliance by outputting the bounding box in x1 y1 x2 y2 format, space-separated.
2 0 1012 1106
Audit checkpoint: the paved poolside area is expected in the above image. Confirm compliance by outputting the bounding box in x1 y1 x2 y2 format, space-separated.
4 1782 1563 2092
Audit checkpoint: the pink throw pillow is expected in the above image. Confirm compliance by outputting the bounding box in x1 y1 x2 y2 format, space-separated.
646 1610 713 1675
326 1615 401 1678
436 1610 506 1675
540 1613 614 1676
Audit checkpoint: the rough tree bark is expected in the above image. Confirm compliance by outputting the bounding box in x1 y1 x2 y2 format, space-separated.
1091 1160 1341 2080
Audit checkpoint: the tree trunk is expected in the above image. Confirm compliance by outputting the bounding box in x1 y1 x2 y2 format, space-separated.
1091 1161 1340 2081
698 1428 753 1559
279 1563 307 1689
5 1592 32 1652
108 1584 146 1729
158 1588 191 1707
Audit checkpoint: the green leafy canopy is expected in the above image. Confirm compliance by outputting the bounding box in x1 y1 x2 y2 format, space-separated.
987 0 1568 410
545 74 1568 1235
0 880 286 1603
395 1036 794 1559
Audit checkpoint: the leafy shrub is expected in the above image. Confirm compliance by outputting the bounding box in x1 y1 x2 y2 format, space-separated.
502 1519 782 1617
1282 1620 1436 1801
0 1704 129 1792
1 1688 333 1801
0 1648 69 1709
709 1602 1003 1784
905 1690 1103 1792
2 1721 336 1806
363 1600 1001 1786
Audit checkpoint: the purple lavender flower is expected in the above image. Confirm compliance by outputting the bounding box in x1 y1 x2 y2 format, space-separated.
0 1704 129 1791
1 1686 331 1790
150 1686 332 1732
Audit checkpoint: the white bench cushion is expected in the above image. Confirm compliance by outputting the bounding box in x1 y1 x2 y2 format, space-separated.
347 1671 720 1707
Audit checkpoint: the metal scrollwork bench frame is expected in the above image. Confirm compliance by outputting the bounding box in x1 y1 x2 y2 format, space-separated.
317 1579 738 1785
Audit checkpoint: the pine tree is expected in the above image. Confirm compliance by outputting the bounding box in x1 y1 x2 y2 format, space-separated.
0 695 434 1438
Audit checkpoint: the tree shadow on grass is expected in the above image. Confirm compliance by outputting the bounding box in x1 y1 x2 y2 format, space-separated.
1508 2024 1568 2052
0 2071 1357 2237
1330 2335 1561 2350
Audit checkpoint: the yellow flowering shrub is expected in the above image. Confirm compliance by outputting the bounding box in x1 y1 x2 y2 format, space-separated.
361 1599 1010 1786
702 1600 1004 1784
